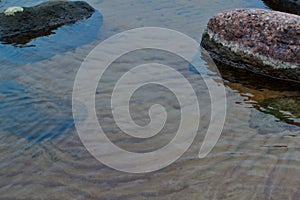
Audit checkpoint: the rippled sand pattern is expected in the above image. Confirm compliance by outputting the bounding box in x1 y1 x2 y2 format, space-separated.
1 0 300 199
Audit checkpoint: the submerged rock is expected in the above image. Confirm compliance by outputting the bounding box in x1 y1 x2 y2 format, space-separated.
201 8 300 82
0 1 95 44
262 0 300 15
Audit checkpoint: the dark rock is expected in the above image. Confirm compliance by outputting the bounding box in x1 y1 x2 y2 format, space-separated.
262 0 300 15
201 8 300 82
0 1 95 44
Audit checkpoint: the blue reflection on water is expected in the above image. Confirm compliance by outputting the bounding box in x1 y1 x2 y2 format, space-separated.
0 81 74 143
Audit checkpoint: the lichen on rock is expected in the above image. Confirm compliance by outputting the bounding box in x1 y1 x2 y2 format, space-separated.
4 6 24 16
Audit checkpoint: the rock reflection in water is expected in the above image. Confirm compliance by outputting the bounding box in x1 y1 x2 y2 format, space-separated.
197 51 300 127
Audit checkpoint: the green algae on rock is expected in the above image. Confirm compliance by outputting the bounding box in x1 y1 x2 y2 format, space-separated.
257 97 300 126
201 8 300 82
0 1 95 44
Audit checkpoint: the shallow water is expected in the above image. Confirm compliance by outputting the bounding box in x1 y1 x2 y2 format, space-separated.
0 0 300 199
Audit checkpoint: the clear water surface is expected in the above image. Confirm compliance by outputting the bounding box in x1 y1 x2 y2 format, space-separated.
0 0 299 199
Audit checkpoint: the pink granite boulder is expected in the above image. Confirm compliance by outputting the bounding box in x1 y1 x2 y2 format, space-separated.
201 8 300 82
